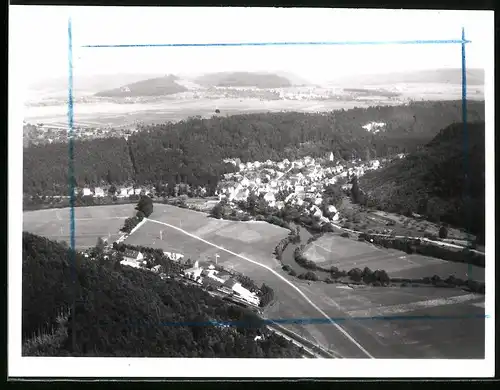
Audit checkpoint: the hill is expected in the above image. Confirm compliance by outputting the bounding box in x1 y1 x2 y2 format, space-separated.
28 73 166 95
23 100 485 196
195 72 292 88
94 75 188 97
359 121 485 238
329 68 484 86
22 232 303 357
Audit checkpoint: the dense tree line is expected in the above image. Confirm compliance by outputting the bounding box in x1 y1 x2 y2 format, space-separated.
22 233 303 357
359 122 485 239
23 101 484 196
24 137 134 195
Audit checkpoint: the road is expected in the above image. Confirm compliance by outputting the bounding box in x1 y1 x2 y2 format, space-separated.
146 217 375 359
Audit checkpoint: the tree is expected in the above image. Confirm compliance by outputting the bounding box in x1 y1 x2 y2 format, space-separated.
439 225 448 239
135 195 153 217
350 176 361 204
96 237 106 253
108 185 117 195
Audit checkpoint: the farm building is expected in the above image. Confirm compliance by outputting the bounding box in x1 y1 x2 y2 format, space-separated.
163 251 184 262
82 188 93 197
123 249 144 263
94 187 105 197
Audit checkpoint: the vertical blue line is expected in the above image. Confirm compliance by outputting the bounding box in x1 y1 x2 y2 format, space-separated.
461 27 472 281
67 17 77 351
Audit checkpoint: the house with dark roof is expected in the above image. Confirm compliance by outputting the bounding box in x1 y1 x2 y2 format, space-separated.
123 249 144 263
223 278 237 290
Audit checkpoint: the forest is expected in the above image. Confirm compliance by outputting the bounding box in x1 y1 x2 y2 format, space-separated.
23 100 485 196
22 232 304 357
359 121 485 239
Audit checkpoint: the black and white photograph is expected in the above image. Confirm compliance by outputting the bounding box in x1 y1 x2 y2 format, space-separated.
9 6 494 378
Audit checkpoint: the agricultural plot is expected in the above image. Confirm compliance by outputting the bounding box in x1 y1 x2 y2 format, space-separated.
296 283 485 359
23 204 135 248
303 233 484 281
123 218 364 356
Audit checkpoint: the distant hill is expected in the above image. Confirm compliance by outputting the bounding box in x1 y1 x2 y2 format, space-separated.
330 68 484 86
22 232 303 357
94 75 188 97
195 72 293 88
29 73 166 95
359 121 485 238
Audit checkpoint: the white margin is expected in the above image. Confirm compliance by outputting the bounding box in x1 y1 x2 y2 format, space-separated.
9 6 495 379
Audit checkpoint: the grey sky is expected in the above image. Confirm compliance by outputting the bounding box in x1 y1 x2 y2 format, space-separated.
12 7 493 85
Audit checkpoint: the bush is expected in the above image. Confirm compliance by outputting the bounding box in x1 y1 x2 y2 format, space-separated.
347 268 363 282
282 265 291 272
373 269 390 285
289 269 297 277
439 225 449 239
340 232 349 238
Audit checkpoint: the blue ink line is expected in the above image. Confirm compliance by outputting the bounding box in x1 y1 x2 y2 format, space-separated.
82 39 471 48
67 17 77 350
96 314 489 328
461 28 473 281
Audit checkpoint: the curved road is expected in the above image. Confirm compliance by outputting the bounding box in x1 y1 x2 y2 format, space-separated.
146 218 374 359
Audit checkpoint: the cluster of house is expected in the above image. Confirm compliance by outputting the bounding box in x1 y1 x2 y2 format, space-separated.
117 248 260 307
217 154 384 222
183 261 261 307
73 186 153 198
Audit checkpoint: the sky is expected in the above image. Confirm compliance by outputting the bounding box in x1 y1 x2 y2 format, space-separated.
10 7 494 86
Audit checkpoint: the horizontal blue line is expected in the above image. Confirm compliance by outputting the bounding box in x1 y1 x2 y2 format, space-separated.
82 39 471 48
97 314 489 328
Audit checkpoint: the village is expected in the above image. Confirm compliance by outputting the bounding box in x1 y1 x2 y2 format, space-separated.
83 241 262 309
215 152 396 224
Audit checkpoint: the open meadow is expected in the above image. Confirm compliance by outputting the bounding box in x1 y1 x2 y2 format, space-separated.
124 205 486 358
22 204 135 248
304 233 485 282
294 282 485 359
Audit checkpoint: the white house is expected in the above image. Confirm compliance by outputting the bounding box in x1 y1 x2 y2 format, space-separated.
254 161 261 168
231 188 249 202
264 192 276 207
314 197 323 206
232 282 260 306
82 188 93 197
275 201 285 210
328 205 338 214
163 252 184 262
127 188 135 196
329 152 334 162
94 187 105 197
119 188 128 197
134 188 142 196
123 249 144 263
151 265 162 273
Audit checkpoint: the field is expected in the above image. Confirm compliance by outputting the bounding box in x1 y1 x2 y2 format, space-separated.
294 282 485 358
339 198 474 241
23 79 484 128
128 204 289 272
304 233 485 282
123 204 485 358
23 204 135 248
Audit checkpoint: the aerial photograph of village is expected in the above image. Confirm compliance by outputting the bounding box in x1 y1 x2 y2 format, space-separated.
14 6 492 377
